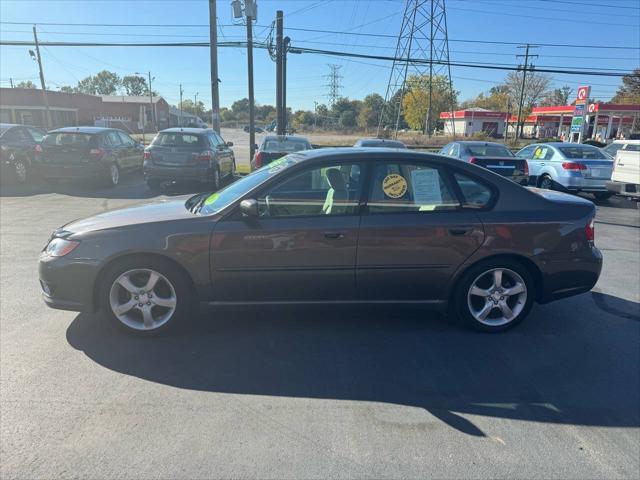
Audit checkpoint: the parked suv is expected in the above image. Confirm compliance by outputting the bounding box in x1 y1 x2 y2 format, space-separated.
143 128 235 191
516 142 613 200
0 123 46 184
35 127 143 187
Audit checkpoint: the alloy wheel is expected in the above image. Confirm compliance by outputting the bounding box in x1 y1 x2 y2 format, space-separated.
14 160 27 183
109 268 177 331
467 268 527 327
539 176 552 190
110 164 120 185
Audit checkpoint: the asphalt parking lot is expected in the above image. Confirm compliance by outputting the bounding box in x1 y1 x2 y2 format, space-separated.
1 173 639 479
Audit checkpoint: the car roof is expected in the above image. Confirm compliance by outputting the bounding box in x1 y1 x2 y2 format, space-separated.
0 123 21 129
49 126 119 134
533 142 597 148
159 127 212 134
263 135 310 142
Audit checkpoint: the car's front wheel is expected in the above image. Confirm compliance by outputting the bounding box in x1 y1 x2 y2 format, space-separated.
453 259 535 332
101 257 193 335
14 158 28 183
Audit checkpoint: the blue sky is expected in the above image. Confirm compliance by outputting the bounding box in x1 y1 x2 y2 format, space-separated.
1 0 638 111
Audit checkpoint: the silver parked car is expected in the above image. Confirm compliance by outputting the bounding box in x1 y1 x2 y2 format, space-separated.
516 142 614 200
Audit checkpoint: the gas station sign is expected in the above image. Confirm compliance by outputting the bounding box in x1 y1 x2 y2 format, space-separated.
570 85 590 141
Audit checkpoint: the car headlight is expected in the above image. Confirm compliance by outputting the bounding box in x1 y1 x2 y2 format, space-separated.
45 238 80 257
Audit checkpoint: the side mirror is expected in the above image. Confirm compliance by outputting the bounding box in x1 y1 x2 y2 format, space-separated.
226 141 234 147
253 143 259 150
240 198 258 217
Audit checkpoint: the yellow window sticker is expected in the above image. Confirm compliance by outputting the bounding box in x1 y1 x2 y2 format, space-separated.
204 192 220 205
382 174 407 198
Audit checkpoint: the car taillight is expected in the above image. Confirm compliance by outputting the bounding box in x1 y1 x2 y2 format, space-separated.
195 151 212 162
523 160 529 176
254 151 264 168
585 216 595 243
469 156 478 164
89 148 105 160
35 144 43 153
562 162 587 171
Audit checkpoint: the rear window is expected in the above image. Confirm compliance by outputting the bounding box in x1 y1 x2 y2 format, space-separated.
559 146 607 160
467 144 514 157
262 138 311 153
151 132 204 148
43 133 97 147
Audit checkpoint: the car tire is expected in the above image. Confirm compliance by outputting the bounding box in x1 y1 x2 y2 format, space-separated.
538 174 553 190
211 166 220 191
452 259 535 332
14 158 28 183
593 192 613 201
100 256 194 336
146 178 162 192
104 162 120 188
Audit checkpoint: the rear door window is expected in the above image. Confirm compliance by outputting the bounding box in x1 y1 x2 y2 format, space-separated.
25 127 45 143
107 131 122 147
117 131 136 146
367 161 459 213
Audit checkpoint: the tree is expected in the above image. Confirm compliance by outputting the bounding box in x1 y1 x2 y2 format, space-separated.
401 75 457 132
541 86 572 106
339 110 356 128
461 85 510 111
76 70 121 95
15 80 36 89
59 85 77 93
121 75 149 96
358 93 385 129
612 68 640 104
505 71 551 113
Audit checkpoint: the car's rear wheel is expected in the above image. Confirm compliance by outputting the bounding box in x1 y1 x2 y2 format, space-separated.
593 192 613 201
453 259 535 332
539 174 553 190
101 258 193 335
104 162 120 188
210 166 220 191
14 159 28 183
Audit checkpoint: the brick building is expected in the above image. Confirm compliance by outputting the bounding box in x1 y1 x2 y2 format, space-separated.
0 88 171 133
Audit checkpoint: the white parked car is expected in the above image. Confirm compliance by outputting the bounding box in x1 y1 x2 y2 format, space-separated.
602 139 640 159
606 142 640 200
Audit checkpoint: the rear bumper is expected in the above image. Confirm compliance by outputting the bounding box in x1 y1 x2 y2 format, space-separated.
607 180 639 197
538 245 603 304
34 161 109 179
143 162 214 182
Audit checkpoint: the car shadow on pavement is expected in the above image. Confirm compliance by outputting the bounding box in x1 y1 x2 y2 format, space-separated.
66 292 640 437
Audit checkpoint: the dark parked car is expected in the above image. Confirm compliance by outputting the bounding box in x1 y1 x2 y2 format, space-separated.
35 127 143 187
243 125 264 133
251 135 312 171
353 138 407 148
39 148 601 336
439 141 528 185
0 123 46 184
143 128 235 191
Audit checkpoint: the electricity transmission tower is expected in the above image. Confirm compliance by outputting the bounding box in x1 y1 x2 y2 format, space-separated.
325 64 343 108
378 0 456 139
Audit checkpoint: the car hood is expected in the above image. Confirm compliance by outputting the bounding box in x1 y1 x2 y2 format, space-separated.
62 196 199 235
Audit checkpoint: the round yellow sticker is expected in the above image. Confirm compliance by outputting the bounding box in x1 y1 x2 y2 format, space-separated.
382 174 407 198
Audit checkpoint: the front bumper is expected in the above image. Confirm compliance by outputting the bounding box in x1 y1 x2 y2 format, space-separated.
39 253 101 312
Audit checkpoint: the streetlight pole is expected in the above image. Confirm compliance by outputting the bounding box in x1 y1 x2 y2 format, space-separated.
209 0 221 133
31 25 50 129
247 8 256 161
179 84 183 127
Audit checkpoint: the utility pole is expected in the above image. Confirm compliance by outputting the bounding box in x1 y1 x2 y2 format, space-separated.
179 84 184 127
275 10 284 135
247 7 256 159
194 92 199 120
9 77 14 88
209 0 221 133
32 25 50 129
325 64 343 108
282 36 290 133
148 71 155 131
515 44 538 140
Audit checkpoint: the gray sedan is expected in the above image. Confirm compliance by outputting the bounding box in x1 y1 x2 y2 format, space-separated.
516 142 614 200
39 148 602 335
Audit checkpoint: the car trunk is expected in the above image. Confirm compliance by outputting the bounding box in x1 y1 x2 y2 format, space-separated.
579 160 613 180
149 133 207 168
41 133 98 164
471 156 527 178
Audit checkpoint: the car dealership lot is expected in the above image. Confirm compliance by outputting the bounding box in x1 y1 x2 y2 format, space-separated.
1 177 638 479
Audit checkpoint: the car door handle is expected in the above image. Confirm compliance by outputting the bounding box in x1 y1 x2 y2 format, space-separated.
449 226 472 236
324 232 345 239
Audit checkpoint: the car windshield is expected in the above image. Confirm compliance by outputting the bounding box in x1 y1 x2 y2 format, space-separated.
559 146 608 159
43 133 96 147
197 156 300 215
467 144 514 157
262 138 310 152
151 132 203 147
